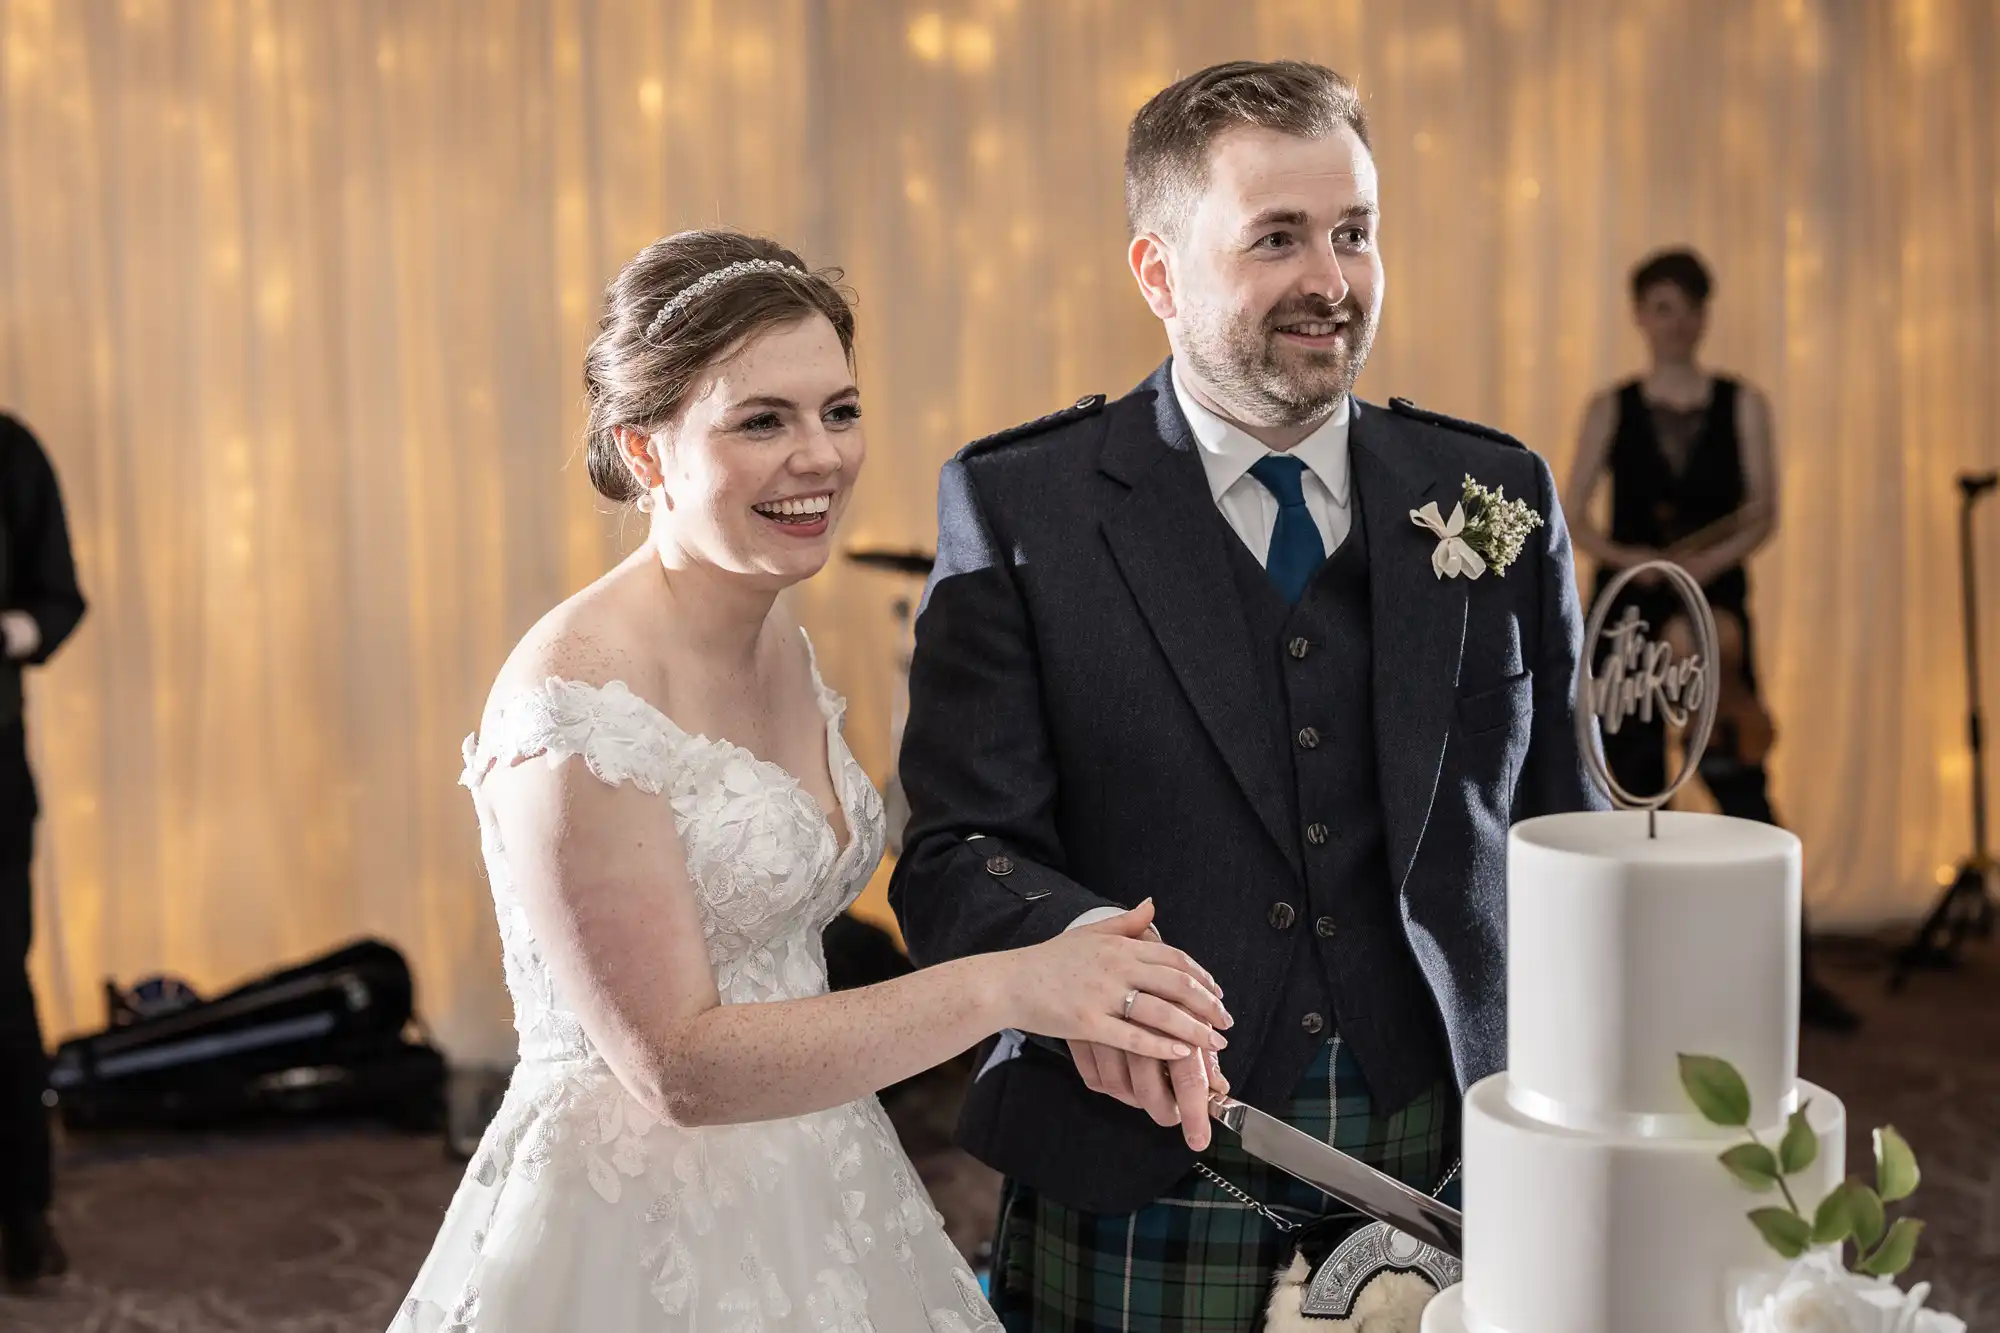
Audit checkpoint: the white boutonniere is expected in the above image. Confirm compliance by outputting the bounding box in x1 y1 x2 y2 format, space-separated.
1409 475 1544 580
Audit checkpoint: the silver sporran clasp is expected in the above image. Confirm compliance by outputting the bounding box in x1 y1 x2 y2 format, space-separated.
1299 1220 1461 1320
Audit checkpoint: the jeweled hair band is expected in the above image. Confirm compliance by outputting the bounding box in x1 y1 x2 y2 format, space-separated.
643 258 803 341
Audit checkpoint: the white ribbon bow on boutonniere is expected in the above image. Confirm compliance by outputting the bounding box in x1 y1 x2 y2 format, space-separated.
1409 475 1546 580
1410 501 1487 580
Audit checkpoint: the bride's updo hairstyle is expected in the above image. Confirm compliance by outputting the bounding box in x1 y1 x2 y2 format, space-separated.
583 230 856 505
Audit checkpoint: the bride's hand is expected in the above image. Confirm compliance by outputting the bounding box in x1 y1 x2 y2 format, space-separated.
989 899 1233 1066
1062 903 1233 1150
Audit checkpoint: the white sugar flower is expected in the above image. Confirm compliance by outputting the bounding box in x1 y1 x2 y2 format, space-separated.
1732 1249 1965 1333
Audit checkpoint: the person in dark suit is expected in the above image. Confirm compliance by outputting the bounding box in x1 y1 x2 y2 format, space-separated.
890 60 1603 1331
0 412 84 1290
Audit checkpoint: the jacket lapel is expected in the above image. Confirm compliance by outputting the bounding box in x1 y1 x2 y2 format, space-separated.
1099 365 1300 875
1350 399 1469 889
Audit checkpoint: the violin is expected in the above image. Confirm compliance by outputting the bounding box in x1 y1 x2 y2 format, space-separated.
1707 605 1775 764
1651 513 1774 767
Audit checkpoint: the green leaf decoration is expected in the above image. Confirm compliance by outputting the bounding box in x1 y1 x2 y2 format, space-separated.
1719 1143 1782 1192
1856 1217 1925 1277
1678 1054 1752 1127
1747 1207 1813 1259
1874 1126 1920 1203
1849 1181 1886 1250
1779 1102 1818 1174
1811 1181 1860 1246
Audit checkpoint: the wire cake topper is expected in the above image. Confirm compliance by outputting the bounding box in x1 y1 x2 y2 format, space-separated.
1573 560 1722 826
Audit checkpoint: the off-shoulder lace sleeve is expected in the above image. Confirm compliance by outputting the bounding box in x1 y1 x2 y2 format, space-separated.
460 678 685 796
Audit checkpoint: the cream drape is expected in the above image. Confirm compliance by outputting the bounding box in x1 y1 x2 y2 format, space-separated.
4 0 1994 1061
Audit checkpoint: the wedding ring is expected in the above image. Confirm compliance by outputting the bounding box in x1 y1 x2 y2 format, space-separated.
1122 989 1139 1020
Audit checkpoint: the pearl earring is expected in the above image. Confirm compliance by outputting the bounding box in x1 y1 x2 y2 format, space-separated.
635 491 656 514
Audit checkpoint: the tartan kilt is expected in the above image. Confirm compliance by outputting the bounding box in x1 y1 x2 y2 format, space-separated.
989 1036 1455 1333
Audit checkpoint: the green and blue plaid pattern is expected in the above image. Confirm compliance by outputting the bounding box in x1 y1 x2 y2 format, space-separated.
991 1036 1452 1332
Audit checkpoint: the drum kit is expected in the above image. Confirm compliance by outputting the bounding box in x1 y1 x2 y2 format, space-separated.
842 547 937 855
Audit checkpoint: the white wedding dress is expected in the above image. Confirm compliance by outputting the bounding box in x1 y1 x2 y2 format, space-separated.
391 650 1000 1332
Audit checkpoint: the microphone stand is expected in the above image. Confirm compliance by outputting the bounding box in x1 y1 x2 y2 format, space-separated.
1890 471 1998 989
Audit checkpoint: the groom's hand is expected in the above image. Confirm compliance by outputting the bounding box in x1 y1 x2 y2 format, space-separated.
1067 1043 1227 1152
1065 912 1229 1152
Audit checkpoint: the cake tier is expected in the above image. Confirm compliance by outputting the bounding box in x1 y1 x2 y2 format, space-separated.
1508 811 1801 1130
1421 1284 1470 1333
1423 1073 1846 1333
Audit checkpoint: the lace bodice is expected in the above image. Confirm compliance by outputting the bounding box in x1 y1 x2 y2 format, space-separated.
458 651 886 1067
392 645 994 1333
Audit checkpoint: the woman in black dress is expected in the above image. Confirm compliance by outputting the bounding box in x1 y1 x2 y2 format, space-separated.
1564 249 1859 1032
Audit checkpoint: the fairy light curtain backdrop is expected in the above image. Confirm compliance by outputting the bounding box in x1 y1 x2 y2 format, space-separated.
1 0 1993 1061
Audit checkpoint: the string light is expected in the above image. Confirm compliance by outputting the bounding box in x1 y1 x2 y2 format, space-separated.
950 23 994 73
907 13 945 62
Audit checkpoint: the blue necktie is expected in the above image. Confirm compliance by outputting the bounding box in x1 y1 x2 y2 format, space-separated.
1248 455 1326 604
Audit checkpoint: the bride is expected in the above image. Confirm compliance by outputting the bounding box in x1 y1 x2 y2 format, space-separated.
391 230 1231 1332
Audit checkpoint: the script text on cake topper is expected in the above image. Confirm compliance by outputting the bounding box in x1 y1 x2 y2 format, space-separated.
1589 605 1708 735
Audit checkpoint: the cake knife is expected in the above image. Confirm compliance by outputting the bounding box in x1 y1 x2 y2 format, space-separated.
1208 1095 1464 1259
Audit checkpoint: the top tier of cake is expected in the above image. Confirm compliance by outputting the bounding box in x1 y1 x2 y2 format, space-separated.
1506 810 1802 1133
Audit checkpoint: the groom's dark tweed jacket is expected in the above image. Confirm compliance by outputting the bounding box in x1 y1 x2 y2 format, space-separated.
889 362 1605 1215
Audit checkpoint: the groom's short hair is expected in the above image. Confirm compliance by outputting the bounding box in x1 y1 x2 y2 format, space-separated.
1125 60 1370 240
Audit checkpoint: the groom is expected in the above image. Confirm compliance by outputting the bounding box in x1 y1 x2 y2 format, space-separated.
891 60 1602 1329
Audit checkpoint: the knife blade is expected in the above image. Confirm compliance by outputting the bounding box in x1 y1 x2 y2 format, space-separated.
1208 1096 1463 1259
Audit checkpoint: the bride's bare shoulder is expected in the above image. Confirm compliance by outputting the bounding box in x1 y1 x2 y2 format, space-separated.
481 561 665 727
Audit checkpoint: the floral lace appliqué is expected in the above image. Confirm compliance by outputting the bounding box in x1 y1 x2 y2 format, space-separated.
394 647 993 1331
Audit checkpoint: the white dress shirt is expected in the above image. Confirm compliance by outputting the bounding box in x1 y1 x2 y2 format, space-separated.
1063 375 1353 935
1172 366 1352 565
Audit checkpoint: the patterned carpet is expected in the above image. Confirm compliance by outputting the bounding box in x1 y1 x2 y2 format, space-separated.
0 936 1992 1332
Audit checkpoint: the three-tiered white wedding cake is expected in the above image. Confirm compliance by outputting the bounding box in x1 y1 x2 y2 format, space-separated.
1422 809 1847 1333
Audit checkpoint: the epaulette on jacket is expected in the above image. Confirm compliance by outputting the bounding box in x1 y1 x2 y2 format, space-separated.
960 394 1107 459
1387 396 1524 450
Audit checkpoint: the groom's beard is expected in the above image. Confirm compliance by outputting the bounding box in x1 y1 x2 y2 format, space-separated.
1180 294 1376 426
